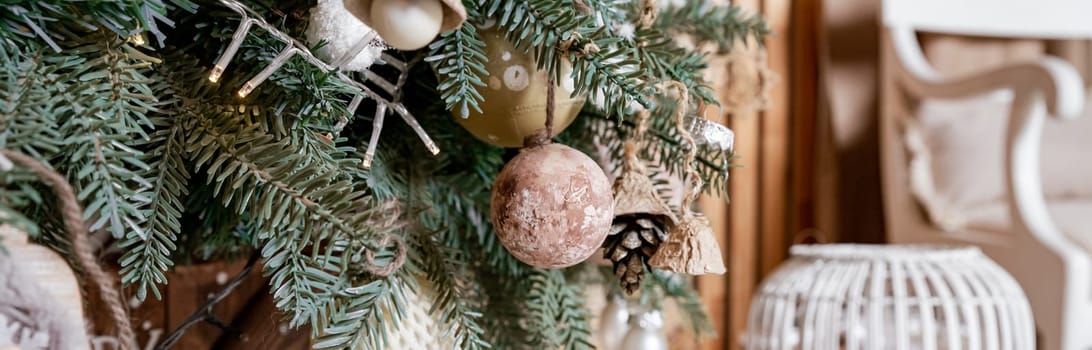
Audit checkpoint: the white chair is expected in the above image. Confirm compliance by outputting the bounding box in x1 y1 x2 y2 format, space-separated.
880 1 1092 349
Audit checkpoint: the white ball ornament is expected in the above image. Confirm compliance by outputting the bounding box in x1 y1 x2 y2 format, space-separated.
368 0 444 50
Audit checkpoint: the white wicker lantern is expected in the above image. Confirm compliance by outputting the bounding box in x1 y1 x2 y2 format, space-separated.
744 244 1034 350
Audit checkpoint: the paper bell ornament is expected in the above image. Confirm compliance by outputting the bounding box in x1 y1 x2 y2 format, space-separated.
648 213 727 275
613 169 677 222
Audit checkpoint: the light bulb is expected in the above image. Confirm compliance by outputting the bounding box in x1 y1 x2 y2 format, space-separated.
237 46 297 98
209 18 254 83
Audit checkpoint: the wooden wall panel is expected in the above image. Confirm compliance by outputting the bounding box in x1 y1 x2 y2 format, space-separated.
697 0 819 349
759 0 793 279
790 0 821 242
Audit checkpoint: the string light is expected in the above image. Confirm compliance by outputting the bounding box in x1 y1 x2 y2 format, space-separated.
128 33 146 47
332 31 381 68
361 104 387 169
209 18 255 83
209 0 440 160
238 46 297 98
391 104 440 155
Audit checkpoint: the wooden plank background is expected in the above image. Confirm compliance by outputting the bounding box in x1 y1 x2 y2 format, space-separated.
697 0 819 349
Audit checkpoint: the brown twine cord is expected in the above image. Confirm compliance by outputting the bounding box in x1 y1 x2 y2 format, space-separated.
356 200 407 277
524 74 557 148
558 32 599 58
622 109 651 173
573 0 592 14
0 150 137 350
361 234 407 277
639 0 658 27
662 81 703 213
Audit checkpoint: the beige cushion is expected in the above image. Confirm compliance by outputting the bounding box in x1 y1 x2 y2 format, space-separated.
904 94 1092 230
964 198 1092 254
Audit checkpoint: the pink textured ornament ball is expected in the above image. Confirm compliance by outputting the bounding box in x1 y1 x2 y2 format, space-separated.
490 143 614 268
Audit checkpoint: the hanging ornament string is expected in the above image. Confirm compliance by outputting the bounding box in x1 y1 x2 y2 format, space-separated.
605 107 678 293
0 150 137 350
664 81 703 216
524 74 557 147
546 74 556 138
639 0 658 28
622 109 651 173
647 81 726 275
339 200 406 277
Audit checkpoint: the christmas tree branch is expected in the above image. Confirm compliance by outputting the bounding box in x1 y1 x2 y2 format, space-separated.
525 269 593 350
261 229 343 328
414 236 489 350
655 1 771 53
313 274 409 350
59 37 162 240
118 115 192 301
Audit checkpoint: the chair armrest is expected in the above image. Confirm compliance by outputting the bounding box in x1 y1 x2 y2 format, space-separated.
889 27 1084 119
1003 87 1088 258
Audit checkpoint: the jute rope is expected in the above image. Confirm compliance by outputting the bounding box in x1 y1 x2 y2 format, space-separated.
524 74 558 147
622 109 652 174
0 150 137 350
361 234 407 277
639 0 658 27
661 81 703 213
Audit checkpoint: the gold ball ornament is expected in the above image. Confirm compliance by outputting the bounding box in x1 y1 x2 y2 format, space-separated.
343 0 467 51
491 143 614 268
453 28 585 148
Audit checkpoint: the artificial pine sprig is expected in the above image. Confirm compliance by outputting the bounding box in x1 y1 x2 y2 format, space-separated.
656 0 771 53
524 269 594 350
0 0 198 52
427 5 489 119
58 36 162 240
117 53 204 300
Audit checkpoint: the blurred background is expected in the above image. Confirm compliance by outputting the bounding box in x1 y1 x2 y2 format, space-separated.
696 0 1092 348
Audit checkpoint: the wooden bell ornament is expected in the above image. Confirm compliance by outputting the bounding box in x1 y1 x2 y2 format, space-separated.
648 83 727 275
343 0 467 50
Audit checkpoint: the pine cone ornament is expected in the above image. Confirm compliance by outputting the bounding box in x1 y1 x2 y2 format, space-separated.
603 212 670 294
603 139 677 294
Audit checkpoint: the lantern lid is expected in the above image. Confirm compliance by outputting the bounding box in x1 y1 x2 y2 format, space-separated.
790 243 982 262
